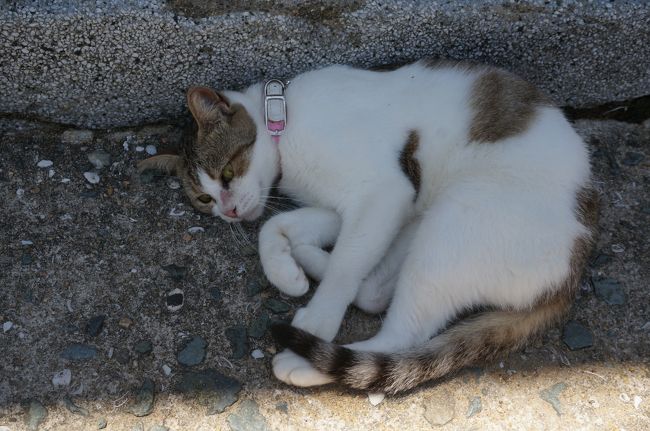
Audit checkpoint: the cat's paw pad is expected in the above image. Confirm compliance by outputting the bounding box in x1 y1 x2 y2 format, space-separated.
272 349 333 387
261 254 309 297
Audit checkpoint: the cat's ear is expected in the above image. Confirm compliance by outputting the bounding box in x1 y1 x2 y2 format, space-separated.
186 86 230 129
137 154 181 175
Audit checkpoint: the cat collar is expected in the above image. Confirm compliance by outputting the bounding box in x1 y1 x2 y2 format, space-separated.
264 79 287 144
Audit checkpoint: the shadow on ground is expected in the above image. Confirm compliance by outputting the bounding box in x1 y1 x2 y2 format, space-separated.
0 118 648 430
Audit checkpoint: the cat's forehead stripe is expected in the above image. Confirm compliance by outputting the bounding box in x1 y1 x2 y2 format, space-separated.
197 168 221 196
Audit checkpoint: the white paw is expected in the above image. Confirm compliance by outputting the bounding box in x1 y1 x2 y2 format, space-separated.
272 349 333 387
292 306 339 342
261 254 309 297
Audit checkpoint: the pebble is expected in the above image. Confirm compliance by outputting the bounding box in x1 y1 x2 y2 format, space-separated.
177 336 207 366
119 317 134 329
209 288 222 302
590 253 612 268
136 145 145 152
562 321 593 350
263 298 290 314
175 368 242 415
593 277 625 305
620 393 630 402
129 378 155 417
163 264 187 281
368 393 385 406
145 145 157 155
539 382 567 416
167 179 181 189
52 369 72 387
134 340 153 355
642 322 650 331
63 396 89 417
62 130 94 145
87 149 112 169
169 207 185 217
166 288 184 312
611 244 625 253
60 343 98 360
188 226 205 234
3 321 13 332
225 325 249 360
251 349 265 359
633 395 642 409
226 399 269 431
621 151 645 166
162 364 172 376
85 315 106 337
275 402 288 414
61 178 71 183
466 396 482 418
25 399 47 431
83 171 100 184
21 240 33 246
246 279 265 297
248 313 270 339
97 417 108 429
422 390 455 426
36 160 53 168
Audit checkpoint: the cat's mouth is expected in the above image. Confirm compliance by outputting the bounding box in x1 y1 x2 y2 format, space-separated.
218 203 263 223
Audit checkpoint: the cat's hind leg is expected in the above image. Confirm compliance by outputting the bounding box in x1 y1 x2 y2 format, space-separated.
259 207 341 296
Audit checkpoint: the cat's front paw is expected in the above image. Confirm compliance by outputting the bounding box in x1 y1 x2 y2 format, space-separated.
261 253 309 297
292 306 340 342
272 349 333 387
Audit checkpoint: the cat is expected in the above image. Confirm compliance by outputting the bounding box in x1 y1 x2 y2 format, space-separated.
138 59 598 394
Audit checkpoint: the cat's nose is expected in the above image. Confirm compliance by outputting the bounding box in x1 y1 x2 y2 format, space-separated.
224 208 237 218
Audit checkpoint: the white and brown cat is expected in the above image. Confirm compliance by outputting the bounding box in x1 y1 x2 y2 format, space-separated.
139 59 597 394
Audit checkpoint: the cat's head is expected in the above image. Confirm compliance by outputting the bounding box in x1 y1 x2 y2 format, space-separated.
138 87 278 222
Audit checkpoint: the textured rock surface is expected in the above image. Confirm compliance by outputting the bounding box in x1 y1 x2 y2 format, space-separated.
1 0 649 129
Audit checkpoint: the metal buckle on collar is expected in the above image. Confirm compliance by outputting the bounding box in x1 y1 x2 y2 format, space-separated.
264 79 286 138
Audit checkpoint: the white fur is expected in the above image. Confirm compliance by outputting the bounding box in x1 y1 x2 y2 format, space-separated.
222 62 591 387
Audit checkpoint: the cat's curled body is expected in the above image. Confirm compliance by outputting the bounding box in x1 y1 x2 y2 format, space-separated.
139 60 597 394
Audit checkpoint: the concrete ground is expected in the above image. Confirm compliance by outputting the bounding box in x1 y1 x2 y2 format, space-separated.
0 117 648 430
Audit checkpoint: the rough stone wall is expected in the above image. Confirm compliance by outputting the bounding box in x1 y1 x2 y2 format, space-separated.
1 0 649 129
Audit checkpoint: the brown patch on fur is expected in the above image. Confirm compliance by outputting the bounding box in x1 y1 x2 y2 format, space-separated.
469 69 550 143
399 130 421 198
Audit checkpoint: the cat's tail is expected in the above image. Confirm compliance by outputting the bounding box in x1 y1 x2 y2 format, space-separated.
271 291 573 394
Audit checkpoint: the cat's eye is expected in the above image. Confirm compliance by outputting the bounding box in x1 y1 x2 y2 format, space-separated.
222 163 234 182
197 194 213 204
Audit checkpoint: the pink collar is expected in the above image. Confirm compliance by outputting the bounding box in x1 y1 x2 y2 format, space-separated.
264 79 287 144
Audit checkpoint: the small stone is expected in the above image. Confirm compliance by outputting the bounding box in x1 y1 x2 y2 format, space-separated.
87 150 112 169
167 179 181 189
593 277 625 305
540 382 567 416
246 280 264 297
52 369 72 387
562 321 593 350
119 317 134 329
48 169 55 177
145 145 157 155
620 393 630 402
136 146 145 152
83 172 100 184
3 321 13 332
633 395 642 409
248 313 270 339
591 253 612 268
177 336 207 366
166 288 184 312
162 364 172 376
149 426 169 431
37 160 53 168
422 390 455 426
466 396 482 418
275 402 288 414
60 343 97 361
62 129 93 145
63 396 89 417
263 298 290 314
21 253 33 265
182 233 192 242
85 315 105 337
129 378 155 417
97 417 108 429
175 368 242 415
209 288 222 302
251 349 264 359
25 399 47 431
113 348 130 365
368 393 385 406
225 325 249 360
226 399 269 431
611 243 625 253
21 240 33 246
642 322 650 331
621 151 645 166
169 207 185 217
163 264 187 281
188 226 205 234
134 340 153 355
